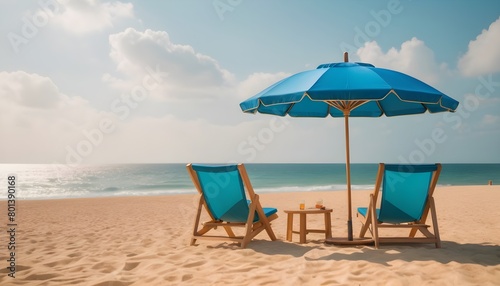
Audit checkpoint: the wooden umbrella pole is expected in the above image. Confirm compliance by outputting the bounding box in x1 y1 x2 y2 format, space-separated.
344 110 353 241
343 52 353 241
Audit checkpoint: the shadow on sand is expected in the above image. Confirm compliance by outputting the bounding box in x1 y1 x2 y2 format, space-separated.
312 241 500 266
206 239 319 257
204 239 500 266
249 239 320 257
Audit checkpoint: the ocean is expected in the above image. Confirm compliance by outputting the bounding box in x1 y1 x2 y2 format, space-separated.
1 163 499 200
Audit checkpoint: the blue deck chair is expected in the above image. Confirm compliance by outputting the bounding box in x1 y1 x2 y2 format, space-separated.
186 163 278 248
357 163 442 248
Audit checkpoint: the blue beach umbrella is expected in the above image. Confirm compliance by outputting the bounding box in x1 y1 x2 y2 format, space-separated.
240 53 459 243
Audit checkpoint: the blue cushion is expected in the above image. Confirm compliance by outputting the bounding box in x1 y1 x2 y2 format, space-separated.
357 207 380 218
253 201 277 222
262 207 278 217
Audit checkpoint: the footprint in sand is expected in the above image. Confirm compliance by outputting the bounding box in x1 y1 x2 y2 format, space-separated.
91 262 120 273
140 238 154 247
122 262 140 271
44 257 82 268
183 260 207 268
182 274 194 282
26 273 59 280
0 264 31 275
26 247 36 255
67 252 82 258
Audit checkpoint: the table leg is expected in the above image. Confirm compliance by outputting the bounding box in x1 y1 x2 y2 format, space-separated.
300 213 306 244
286 213 293 242
324 212 332 239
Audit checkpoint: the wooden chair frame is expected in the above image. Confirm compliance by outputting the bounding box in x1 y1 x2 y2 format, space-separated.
357 163 442 249
186 163 278 248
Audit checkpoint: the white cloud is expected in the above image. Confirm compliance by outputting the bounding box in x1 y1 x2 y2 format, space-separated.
0 71 96 118
0 70 286 164
458 16 500 77
47 0 134 34
357 38 449 85
0 71 110 163
0 71 61 108
106 28 235 101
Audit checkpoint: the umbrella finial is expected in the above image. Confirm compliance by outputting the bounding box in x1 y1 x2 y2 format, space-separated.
344 52 349 62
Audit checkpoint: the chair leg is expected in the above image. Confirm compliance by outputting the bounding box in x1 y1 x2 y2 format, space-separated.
358 211 371 238
408 198 441 248
223 226 236 237
256 198 277 241
190 237 197 246
429 198 441 248
241 200 258 248
191 195 204 245
263 219 277 241
369 194 380 249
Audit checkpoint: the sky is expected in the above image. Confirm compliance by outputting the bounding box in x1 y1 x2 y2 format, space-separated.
0 0 499 165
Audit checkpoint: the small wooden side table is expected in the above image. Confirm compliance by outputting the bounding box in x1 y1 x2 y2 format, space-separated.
283 208 333 244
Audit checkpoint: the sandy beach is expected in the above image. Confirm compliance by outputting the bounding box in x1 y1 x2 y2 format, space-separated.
1 185 499 285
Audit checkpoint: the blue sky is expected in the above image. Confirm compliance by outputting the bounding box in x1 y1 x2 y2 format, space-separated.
0 0 499 164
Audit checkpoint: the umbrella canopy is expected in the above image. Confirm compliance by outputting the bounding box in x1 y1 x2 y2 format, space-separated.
239 53 459 242
240 62 458 117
